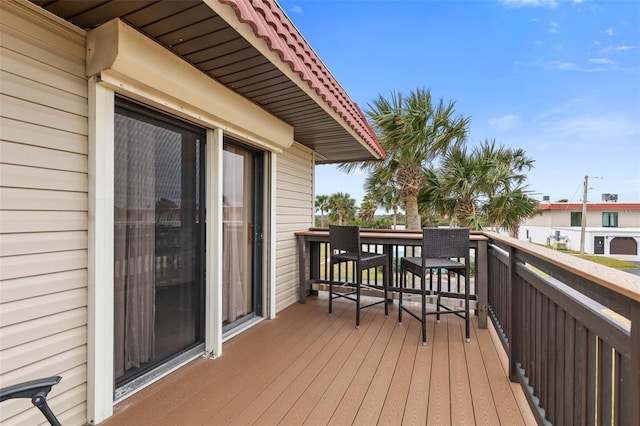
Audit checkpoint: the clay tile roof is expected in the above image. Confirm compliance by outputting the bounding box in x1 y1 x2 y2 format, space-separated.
537 202 640 211
220 0 385 160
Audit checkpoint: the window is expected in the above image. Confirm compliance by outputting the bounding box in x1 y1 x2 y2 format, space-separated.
602 212 618 227
570 212 582 227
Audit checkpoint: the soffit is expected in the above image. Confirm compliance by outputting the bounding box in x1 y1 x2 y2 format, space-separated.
29 0 383 164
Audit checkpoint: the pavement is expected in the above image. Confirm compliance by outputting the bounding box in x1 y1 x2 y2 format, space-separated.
609 255 640 276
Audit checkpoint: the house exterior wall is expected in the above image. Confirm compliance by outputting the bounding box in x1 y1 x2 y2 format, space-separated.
0 1 89 424
519 204 640 255
1 1 318 424
275 143 314 312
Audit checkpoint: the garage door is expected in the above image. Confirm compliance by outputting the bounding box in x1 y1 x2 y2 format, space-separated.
610 237 638 255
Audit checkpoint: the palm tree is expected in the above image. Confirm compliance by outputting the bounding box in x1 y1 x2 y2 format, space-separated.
340 88 469 229
358 195 378 223
328 192 356 225
420 141 538 234
315 194 330 227
364 173 401 228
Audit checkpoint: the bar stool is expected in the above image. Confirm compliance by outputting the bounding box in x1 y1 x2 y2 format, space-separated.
328 225 388 328
399 227 470 344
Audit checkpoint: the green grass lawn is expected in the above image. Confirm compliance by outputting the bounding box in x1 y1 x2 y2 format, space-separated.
549 247 639 270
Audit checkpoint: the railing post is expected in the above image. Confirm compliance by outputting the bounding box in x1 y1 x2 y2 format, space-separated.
298 234 308 303
508 245 521 382
630 301 640 424
476 240 488 329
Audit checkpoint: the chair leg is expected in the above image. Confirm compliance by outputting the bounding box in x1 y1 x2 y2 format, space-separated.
421 274 427 345
356 264 361 329
383 264 389 318
329 261 333 316
436 269 441 323
465 272 471 342
398 268 404 325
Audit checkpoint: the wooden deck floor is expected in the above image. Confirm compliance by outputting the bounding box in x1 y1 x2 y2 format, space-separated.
103 296 536 425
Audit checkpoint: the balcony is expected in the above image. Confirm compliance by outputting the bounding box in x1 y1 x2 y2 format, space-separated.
102 230 639 425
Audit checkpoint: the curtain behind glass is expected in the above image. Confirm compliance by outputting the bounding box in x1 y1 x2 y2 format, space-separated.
223 148 248 323
114 115 157 378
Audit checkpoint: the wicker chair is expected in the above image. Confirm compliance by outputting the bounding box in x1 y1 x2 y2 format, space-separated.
399 227 470 344
328 225 388 328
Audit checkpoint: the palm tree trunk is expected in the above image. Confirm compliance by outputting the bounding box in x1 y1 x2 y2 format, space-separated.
405 195 421 230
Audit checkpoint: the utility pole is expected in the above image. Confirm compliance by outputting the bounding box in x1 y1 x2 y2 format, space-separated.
579 175 588 254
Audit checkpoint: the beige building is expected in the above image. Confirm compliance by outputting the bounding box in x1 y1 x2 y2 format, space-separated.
518 201 640 255
0 1 384 423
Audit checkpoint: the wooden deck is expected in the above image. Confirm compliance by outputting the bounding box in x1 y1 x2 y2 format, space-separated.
102 295 536 425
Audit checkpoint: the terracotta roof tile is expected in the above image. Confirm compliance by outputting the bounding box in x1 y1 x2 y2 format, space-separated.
220 0 384 159
537 202 640 211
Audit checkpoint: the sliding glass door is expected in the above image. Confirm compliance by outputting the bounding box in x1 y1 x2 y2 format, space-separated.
113 98 205 391
222 139 263 332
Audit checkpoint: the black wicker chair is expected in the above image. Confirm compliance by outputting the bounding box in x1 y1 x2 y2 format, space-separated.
399 227 470 344
0 376 62 425
328 225 388 328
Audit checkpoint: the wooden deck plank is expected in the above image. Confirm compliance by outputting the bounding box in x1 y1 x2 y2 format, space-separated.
476 314 528 426
197 303 352 425
225 300 358 425
401 317 435 424
427 314 452 425
303 304 388 425
352 310 408 425
277 309 378 425
448 313 475 425
102 295 535 426
326 307 398 425
377 317 421 425
105 300 322 425
107 301 328 425
465 316 501 425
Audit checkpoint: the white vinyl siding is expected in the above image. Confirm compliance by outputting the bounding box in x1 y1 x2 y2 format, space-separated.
275 142 314 312
0 1 88 425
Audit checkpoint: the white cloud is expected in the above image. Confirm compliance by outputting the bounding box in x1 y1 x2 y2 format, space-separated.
588 58 613 64
499 0 559 7
557 62 578 70
290 5 302 14
489 114 520 131
548 21 559 33
602 28 614 36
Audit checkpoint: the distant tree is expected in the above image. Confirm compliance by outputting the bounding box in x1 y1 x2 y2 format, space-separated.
364 173 402 228
358 195 378 223
315 194 330 227
340 88 469 229
328 192 356 225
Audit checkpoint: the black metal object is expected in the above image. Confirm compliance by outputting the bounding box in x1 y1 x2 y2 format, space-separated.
0 376 62 426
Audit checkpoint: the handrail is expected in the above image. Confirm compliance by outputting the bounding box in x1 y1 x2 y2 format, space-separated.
484 231 640 303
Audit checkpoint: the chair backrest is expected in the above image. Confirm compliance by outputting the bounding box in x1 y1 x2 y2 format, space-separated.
422 227 469 259
329 225 361 254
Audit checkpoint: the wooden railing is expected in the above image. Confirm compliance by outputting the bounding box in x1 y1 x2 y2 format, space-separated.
484 232 639 425
296 229 640 425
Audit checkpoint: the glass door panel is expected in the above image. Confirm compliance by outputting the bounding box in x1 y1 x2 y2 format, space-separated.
222 140 263 331
114 99 205 389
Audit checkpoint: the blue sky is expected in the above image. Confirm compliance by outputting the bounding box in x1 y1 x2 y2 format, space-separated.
278 0 640 206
